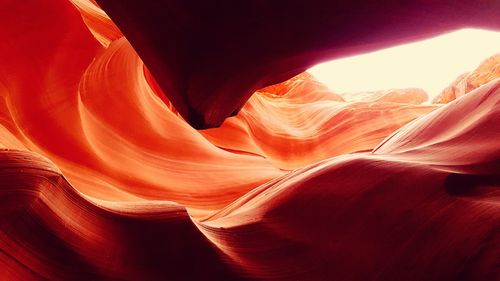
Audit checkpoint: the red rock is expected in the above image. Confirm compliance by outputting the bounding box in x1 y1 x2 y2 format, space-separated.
434 53 500 103
341 88 429 104
95 0 500 128
0 1 499 280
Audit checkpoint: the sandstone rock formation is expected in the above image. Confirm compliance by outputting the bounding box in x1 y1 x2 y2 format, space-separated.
1 1 499 280
94 0 500 128
434 53 500 103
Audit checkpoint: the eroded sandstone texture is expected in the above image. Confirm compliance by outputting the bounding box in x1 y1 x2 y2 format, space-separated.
0 1 499 280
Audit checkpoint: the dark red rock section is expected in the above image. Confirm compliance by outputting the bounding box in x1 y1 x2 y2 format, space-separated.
95 0 500 128
0 150 241 281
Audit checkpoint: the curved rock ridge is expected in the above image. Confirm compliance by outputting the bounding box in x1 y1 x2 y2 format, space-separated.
199 79 500 280
202 75 435 170
0 1 499 280
69 0 122 47
0 149 240 281
340 88 429 104
1 79 499 280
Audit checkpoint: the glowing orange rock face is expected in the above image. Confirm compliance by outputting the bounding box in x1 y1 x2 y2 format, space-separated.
434 53 500 103
341 88 429 104
0 1 499 280
202 75 436 170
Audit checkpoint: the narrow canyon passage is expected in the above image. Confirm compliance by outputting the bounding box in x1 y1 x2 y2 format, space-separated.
0 1 499 280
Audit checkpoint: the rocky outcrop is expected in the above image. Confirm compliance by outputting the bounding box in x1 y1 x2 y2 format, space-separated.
434 53 500 103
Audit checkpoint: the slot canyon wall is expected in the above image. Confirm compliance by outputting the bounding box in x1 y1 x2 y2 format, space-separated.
0 1 499 280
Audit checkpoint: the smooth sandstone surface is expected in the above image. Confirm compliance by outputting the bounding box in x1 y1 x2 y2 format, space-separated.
0 1 499 280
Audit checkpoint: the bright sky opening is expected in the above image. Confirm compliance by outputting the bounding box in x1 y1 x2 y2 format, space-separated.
308 28 500 101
